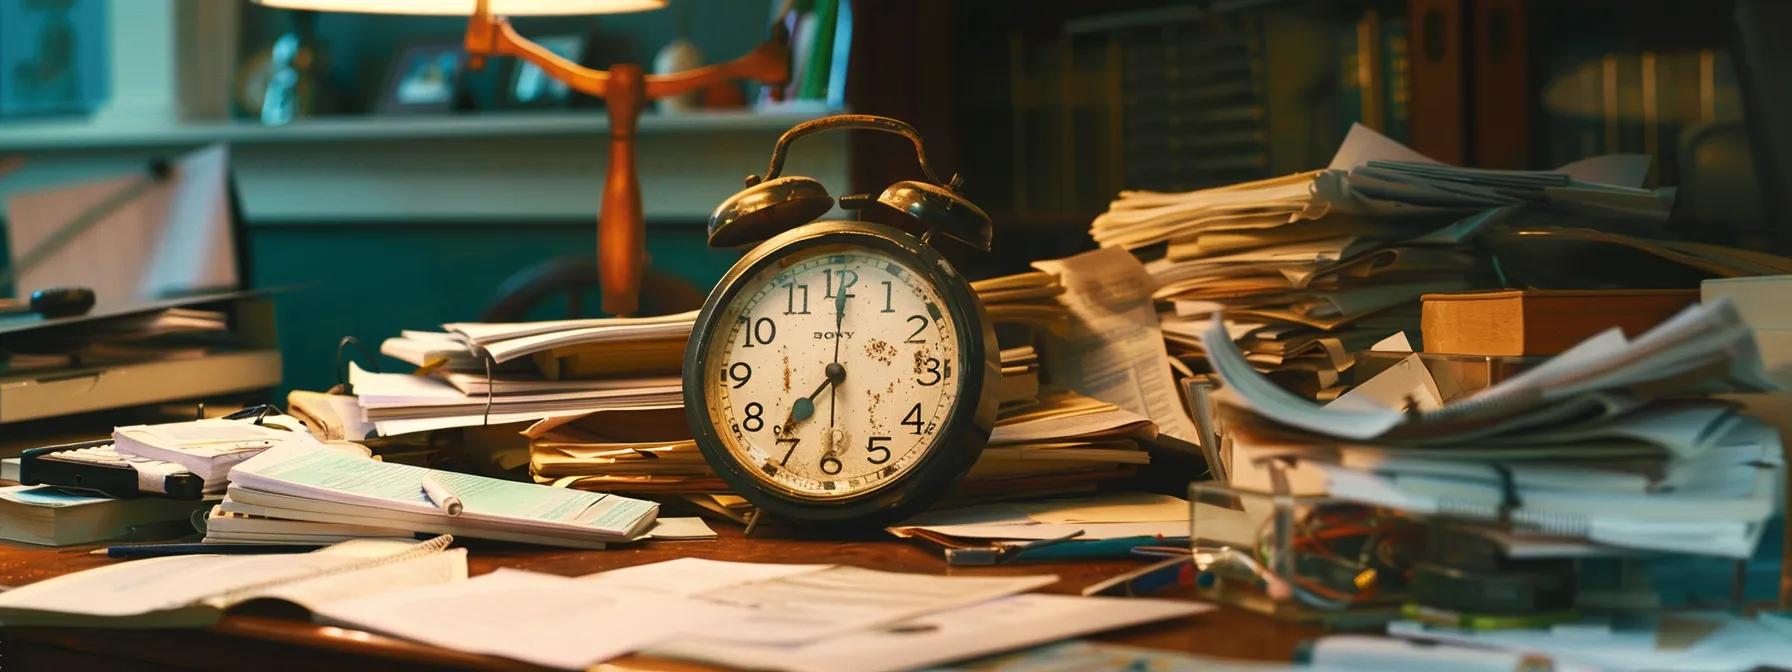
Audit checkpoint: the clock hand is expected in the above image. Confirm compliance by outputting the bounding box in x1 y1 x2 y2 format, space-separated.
830 273 849 427
784 362 845 426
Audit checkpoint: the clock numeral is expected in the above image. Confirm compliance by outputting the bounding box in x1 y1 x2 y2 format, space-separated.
823 269 859 299
784 283 810 315
773 426 801 465
917 357 943 386
926 421 938 434
740 317 776 348
724 362 752 388
905 315 928 344
901 404 924 435
880 281 896 313
820 455 843 475
742 402 764 432
866 436 892 464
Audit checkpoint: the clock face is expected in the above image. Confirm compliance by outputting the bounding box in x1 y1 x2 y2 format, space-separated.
699 244 965 500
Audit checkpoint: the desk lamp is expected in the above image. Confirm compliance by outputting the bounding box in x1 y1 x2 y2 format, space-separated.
254 0 792 316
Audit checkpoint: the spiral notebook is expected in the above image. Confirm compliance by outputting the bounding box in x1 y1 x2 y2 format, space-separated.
0 535 466 628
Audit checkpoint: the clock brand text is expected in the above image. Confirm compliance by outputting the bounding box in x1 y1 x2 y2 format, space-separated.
813 331 856 340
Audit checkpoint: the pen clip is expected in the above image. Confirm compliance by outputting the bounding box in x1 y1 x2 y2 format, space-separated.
1010 529 1085 554
945 529 1085 567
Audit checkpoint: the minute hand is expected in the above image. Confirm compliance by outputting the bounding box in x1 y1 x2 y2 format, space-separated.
830 274 851 425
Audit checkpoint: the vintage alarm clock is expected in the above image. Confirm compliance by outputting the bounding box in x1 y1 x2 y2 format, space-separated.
684 114 1000 526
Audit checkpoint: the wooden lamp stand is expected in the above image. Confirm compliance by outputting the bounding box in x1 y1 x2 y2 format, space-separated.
463 0 791 316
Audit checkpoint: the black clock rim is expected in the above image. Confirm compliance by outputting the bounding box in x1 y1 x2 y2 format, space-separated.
682 220 999 527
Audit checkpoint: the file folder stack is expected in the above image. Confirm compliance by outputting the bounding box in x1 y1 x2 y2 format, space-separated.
1202 297 1784 559
971 271 1068 413
529 391 1157 512
1092 124 1674 398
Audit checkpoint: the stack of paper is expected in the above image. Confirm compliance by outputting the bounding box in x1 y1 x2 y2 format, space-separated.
368 311 696 435
997 346 1040 410
966 392 1155 494
112 416 308 492
1098 124 1670 397
1203 298 1785 558
202 505 415 544
974 271 1069 413
383 311 695 378
972 271 1070 336
223 443 660 549
347 363 681 437
530 392 1157 510
3 307 235 369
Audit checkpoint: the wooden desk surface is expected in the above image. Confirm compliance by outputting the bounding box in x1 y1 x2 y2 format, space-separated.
0 527 1319 671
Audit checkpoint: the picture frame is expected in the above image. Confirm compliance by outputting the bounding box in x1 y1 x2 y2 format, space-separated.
502 33 589 109
0 0 109 118
377 42 466 115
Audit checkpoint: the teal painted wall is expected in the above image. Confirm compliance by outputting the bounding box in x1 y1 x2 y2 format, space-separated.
243 0 775 115
250 223 738 395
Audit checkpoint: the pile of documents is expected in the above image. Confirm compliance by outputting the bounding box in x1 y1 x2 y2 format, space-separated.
363 311 695 436
973 271 1071 337
2 307 233 373
1096 124 1671 397
1204 297 1784 558
530 391 1157 514
973 270 1068 412
202 505 415 545
112 415 300 493
962 392 1155 500
3 413 324 546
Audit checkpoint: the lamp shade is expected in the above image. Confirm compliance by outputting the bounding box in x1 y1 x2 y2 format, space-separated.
253 0 665 15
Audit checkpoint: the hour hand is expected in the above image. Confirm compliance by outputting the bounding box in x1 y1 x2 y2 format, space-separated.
786 362 846 425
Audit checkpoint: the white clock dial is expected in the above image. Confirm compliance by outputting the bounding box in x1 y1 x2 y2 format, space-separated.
702 246 962 499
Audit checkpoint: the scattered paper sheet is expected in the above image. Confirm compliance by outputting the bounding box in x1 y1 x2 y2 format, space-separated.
1325 353 1443 413
1328 123 1441 171
649 594 1212 672
928 640 1304 672
312 569 752 670
1032 248 1200 442
1370 332 1412 353
1556 154 1654 189
584 559 1057 646
1012 493 1189 524
581 558 832 596
445 310 698 345
688 567 1058 645
892 521 1189 542
646 517 716 540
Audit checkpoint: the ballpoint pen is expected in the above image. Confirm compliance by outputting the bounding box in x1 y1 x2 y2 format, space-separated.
92 543 327 559
421 475 463 516
944 530 1085 566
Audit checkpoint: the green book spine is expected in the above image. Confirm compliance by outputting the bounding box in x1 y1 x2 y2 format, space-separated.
797 0 839 100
